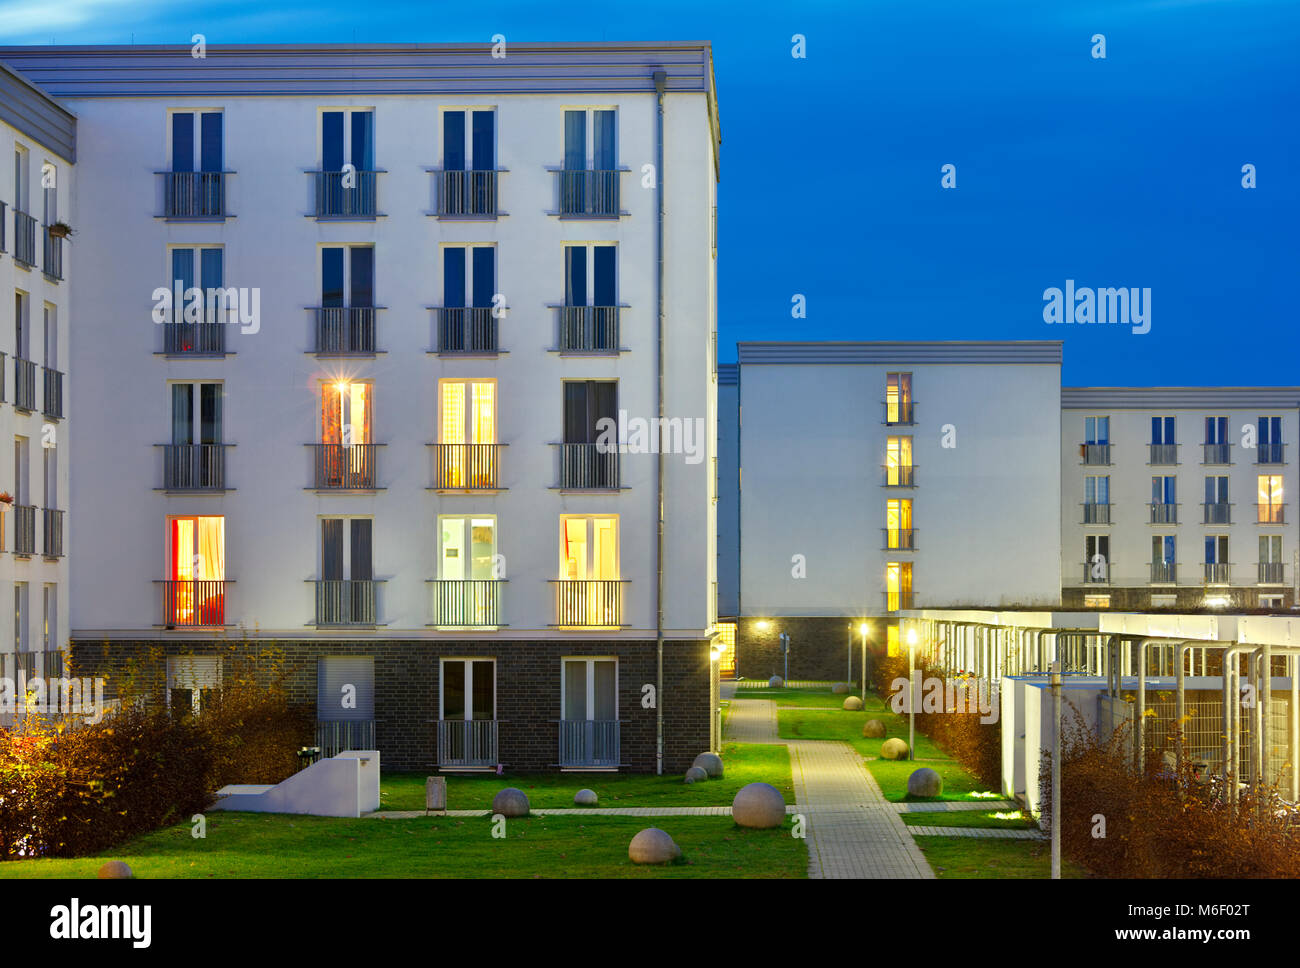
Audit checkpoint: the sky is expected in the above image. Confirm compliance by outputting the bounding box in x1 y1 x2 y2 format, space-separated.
2 0 1297 385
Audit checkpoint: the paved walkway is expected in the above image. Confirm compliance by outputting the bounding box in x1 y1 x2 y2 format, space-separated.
368 805 801 819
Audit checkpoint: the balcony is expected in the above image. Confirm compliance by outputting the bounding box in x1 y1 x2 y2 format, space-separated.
316 719 374 758
557 443 619 490
1259 562 1286 584
438 719 499 769
1204 443 1231 465
435 307 497 354
1204 562 1231 584
161 579 228 628
42 229 62 281
1083 503 1111 524
430 580 505 627
552 579 625 627
1257 443 1285 464
434 169 498 217
1150 561 1177 583
1081 443 1111 465
163 321 226 355
432 443 502 490
12 358 35 412
42 367 63 419
12 505 34 556
312 444 378 490
12 210 35 268
312 170 378 218
557 306 620 353
884 590 915 612
161 171 227 218
1149 503 1178 524
313 307 376 355
314 579 378 627
1257 504 1286 525
41 508 62 558
1084 561 1110 583
1149 443 1178 465
883 528 915 550
557 169 620 217
883 401 916 426
1203 502 1231 524
558 719 620 769
882 465 916 487
163 444 230 490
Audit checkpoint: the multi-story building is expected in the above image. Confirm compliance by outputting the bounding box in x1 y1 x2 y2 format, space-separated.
0 63 73 718
0 42 720 772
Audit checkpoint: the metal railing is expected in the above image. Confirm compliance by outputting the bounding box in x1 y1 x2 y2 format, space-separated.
163 321 226 355
1150 561 1177 583
13 210 35 268
557 169 620 217
1084 561 1110 583
316 719 375 758
438 719 499 768
558 443 619 489
1257 443 1285 464
312 170 378 218
42 229 62 280
163 443 229 490
557 306 620 352
882 464 916 487
1203 502 1231 524
884 590 915 611
312 443 378 490
12 358 35 412
1203 562 1230 584
314 579 378 626
1149 502 1177 524
1083 503 1110 524
1203 443 1231 464
433 443 501 489
553 579 624 627
162 171 226 218
883 528 915 550
162 579 228 628
431 580 504 627
1257 503 1286 524
883 401 916 425
1082 443 1111 465
13 505 34 556
558 719 620 768
41 508 62 557
435 169 498 216
42 367 63 419
314 307 376 354
0 200 6 252
1149 443 1178 464
1259 562 1285 584
436 307 497 353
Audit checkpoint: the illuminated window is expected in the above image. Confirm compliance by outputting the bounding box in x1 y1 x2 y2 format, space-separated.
558 515 620 626
168 515 225 626
885 561 912 611
885 373 912 424
885 436 913 486
1258 475 1284 523
715 622 737 677
1083 595 1110 609
439 379 497 488
885 498 913 548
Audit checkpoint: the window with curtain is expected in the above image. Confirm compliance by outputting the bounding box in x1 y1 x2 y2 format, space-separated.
1205 416 1227 444
1085 416 1109 445
169 516 225 625
1085 475 1109 505
1151 416 1175 444
1258 475 1284 522
562 381 616 445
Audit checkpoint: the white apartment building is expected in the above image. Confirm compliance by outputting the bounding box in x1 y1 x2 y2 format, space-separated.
0 63 73 714
0 42 720 772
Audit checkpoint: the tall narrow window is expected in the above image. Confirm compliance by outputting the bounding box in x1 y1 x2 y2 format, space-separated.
318 110 375 217
1258 417 1283 464
436 517 499 626
885 562 913 611
1151 535 1176 583
318 246 374 353
1085 534 1110 579
560 109 618 216
168 516 225 626
1258 475 1284 523
1151 476 1177 523
170 383 224 488
318 381 373 489
14 583 28 652
560 657 618 766
558 516 620 626
439 380 496 488
1085 416 1110 444
885 436 913 486
560 245 617 351
42 584 56 654
318 518 375 625
885 498 912 549
885 373 913 424
562 381 618 488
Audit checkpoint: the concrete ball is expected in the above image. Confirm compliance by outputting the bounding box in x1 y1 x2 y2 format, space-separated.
491 787 530 817
769 676 784 688
842 696 864 711
907 767 943 798
684 766 708 784
732 782 787 829
831 683 850 695
574 788 598 806
692 752 724 778
97 861 133 879
629 827 681 864
862 719 888 738
880 738 910 761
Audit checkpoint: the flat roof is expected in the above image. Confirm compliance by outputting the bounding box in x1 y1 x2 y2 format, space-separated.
0 60 76 162
1063 386 1300 409
737 341 1063 365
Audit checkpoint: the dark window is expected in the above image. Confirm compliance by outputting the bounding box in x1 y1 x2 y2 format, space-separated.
564 381 617 444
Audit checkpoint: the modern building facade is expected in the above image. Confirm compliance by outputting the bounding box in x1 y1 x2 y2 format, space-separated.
0 42 721 771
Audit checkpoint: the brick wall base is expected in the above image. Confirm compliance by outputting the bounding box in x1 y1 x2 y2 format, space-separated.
1061 587 1295 610
727 617 890 683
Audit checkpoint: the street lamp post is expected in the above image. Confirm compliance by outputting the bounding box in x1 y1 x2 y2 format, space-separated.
1051 659 1062 880
860 623 869 701
907 627 918 760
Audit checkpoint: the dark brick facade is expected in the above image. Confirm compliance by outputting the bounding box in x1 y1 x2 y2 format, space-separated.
728 616 890 682
70 637 713 774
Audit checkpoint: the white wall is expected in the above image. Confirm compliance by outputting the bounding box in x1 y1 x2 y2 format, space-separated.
716 374 738 616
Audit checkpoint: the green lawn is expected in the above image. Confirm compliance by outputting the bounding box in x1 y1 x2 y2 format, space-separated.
916 836 1091 879
0 812 807 879
378 742 794 812
733 687 855 709
902 810 1035 831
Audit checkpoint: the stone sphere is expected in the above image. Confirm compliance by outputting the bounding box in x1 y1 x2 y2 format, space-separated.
629 827 681 864
907 767 943 798
574 788 598 806
692 752 724 778
842 696 864 711
768 676 784 688
831 683 850 695
880 738 910 761
863 719 887 738
491 787 530 817
684 766 708 784
732 782 787 829
97 860 133 879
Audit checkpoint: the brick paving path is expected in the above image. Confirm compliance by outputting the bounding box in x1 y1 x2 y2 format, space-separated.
907 826 1044 839
893 800 1018 812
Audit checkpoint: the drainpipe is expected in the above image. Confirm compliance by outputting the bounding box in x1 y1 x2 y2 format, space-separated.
653 69 666 775
1292 654 1299 802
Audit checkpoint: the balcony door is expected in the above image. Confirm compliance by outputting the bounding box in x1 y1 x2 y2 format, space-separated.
885 561 912 610
885 372 912 423
438 516 497 626
885 498 912 548
560 516 619 626
561 657 618 767
171 111 223 175
321 381 371 487
172 383 223 487
885 436 912 485
322 110 373 173
1085 534 1110 581
169 515 225 626
439 380 496 487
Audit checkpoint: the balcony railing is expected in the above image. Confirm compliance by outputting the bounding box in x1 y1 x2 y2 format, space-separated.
557 169 620 217
316 719 375 758
1259 562 1286 584
13 210 35 268
163 321 226 355
313 307 376 355
42 367 63 419
438 719 499 769
162 579 228 628
883 528 915 550
312 170 378 218
557 306 620 352
161 171 227 218
314 579 378 627
882 464 916 487
1084 561 1110 583
1149 503 1178 524
312 443 378 490
883 401 916 425
1083 503 1111 524
558 719 620 768
553 579 624 627
1151 561 1177 583
1203 502 1231 524
433 443 501 490
0 200 6 252
436 307 497 354
41 508 63 558
1082 443 1111 465
1204 443 1231 464
558 443 619 489
884 590 915 612
1204 562 1231 584
1257 443 1285 464
12 358 35 412
1257 503 1286 524
13 505 34 556
431 580 504 627
1149 443 1178 465
163 443 229 490
42 229 62 280
435 169 498 217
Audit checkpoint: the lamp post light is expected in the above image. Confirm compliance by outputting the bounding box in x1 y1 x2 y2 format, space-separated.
1051 659 1062 880
860 622 870 701
907 627 918 760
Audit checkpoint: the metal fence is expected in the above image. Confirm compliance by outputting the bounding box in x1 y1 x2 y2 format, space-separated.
436 307 497 353
313 171 378 218
162 171 226 218
12 358 35 412
316 719 375 758
435 169 497 217
437 719 498 769
163 443 228 490
558 442 619 489
557 169 619 217
432 443 500 489
315 579 377 626
13 210 35 268
558 719 620 768
431 580 503 627
557 306 619 351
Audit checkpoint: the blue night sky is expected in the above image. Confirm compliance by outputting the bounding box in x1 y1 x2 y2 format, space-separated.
3 0 1297 385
